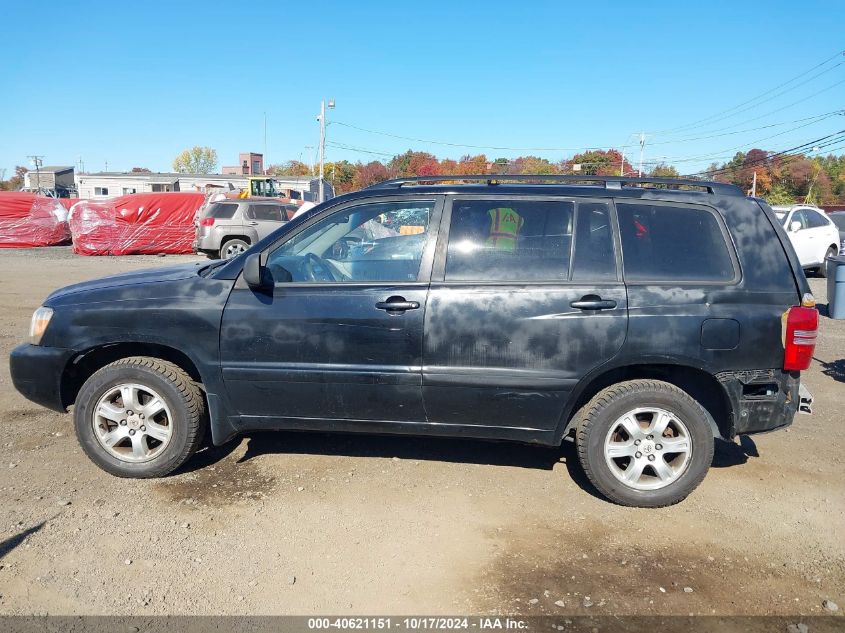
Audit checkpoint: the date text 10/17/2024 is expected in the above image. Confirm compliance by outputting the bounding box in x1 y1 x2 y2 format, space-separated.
307 618 529 630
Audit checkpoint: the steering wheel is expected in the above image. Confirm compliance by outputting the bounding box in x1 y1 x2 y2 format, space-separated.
302 252 334 282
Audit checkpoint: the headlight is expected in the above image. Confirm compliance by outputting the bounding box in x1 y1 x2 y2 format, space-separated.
29 307 54 345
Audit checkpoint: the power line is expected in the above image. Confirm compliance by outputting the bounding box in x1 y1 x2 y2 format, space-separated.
647 110 843 145
685 130 845 177
330 110 842 161
653 83 845 139
325 141 395 157
656 50 845 134
332 121 612 153
644 117 845 165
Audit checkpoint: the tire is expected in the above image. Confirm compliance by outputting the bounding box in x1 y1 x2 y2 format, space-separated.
219 238 250 260
575 379 714 507
74 357 206 478
817 247 837 278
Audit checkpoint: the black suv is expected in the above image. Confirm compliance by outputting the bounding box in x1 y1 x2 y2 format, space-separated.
10 176 818 507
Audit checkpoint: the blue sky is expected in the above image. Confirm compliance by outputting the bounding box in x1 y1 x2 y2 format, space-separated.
1 0 843 177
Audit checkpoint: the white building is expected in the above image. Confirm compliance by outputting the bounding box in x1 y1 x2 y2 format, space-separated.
75 172 333 201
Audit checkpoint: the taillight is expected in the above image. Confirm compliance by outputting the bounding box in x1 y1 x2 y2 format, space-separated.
783 304 818 371
200 217 214 227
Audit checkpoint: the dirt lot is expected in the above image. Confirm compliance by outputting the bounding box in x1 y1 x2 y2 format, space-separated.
0 246 842 616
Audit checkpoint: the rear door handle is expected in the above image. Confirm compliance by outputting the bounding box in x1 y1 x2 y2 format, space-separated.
247 221 259 226
376 296 420 312
571 297 617 310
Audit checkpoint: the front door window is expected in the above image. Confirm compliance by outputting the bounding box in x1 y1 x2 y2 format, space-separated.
267 200 435 283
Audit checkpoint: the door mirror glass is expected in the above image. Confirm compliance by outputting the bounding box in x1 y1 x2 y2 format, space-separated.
790 220 802 233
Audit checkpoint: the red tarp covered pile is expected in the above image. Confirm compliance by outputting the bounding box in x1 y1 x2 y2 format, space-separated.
58 198 81 210
69 193 206 255
0 193 71 248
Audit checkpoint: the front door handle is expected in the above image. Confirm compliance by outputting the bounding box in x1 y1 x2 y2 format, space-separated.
571 296 617 310
376 296 420 313
247 221 259 226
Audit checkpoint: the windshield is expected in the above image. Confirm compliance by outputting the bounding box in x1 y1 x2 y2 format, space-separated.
830 214 845 231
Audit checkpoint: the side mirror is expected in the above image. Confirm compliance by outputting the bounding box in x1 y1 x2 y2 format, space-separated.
790 220 802 233
243 253 271 290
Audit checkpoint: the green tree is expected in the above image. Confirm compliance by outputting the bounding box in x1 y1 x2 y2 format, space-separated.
267 161 311 177
328 160 356 193
765 183 794 206
563 149 631 176
172 146 218 174
649 163 680 178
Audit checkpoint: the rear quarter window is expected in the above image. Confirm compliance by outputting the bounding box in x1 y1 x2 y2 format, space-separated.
206 202 238 219
617 202 736 283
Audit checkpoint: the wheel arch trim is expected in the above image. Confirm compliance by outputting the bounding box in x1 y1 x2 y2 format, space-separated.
556 357 732 443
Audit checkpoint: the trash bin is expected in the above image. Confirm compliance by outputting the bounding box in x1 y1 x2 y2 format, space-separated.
826 255 845 319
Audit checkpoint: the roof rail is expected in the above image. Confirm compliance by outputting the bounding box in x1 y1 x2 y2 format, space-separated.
365 174 742 196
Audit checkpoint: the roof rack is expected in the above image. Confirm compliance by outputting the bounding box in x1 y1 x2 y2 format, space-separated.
365 174 742 196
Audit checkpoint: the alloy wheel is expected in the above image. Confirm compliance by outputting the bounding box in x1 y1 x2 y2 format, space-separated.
603 407 692 490
92 383 173 463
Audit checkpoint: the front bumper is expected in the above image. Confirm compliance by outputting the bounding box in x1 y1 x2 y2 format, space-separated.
9 343 75 412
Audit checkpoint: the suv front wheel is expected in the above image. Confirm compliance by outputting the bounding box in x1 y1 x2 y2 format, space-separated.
575 380 714 507
74 357 206 478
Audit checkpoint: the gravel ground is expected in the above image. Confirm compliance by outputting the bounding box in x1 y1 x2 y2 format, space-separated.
0 246 842 616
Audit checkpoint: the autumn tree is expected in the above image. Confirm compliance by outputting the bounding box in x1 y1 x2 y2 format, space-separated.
454 154 489 175
388 150 441 177
131 167 152 173
352 161 391 189
649 164 680 178
0 165 28 191
267 161 311 177
327 160 356 193
172 146 218 174
562 149 633 176
510 155 557 175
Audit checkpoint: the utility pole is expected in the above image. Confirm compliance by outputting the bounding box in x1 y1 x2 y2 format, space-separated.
619 147 626 177
27 155 44 191
750 171 757 197
318 99 335 203
263 112 267 172
638 133 646 177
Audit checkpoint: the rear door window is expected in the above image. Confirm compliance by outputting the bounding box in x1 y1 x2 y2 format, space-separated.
445 199 574 281
617 202 736 283
248 205 283 222
571 202 616 280
805 209 829 228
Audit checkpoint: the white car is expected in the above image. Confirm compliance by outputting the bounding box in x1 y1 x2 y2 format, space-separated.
772 205 840 277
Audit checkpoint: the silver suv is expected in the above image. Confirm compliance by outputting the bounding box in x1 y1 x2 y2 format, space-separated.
193 199 297 259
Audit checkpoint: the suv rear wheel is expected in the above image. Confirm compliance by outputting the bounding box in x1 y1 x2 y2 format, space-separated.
575 380 713 507
74 357 206 478
220 238 250 260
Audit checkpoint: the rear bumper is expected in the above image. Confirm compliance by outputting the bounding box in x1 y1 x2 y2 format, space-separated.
716 369 803 437
9 343 74 412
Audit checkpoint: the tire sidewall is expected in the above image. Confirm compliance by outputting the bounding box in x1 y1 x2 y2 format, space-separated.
74 364 191 477
582 387 713 506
